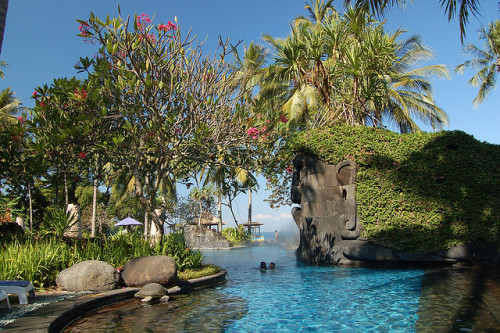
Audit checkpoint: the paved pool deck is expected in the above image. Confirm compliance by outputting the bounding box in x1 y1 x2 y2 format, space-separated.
0 270 227 333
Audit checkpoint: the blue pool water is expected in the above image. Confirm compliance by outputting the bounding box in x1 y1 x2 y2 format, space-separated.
203 246 423 332
65 244 500 332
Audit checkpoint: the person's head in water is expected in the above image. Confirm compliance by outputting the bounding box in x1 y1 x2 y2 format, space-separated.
269 262 275 269
260 262 267 270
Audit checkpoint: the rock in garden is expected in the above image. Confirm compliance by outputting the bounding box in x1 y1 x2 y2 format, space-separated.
122 255 177 287
134 283 167 298
56 260 120 292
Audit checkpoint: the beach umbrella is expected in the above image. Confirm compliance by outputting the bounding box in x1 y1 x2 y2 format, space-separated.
114 217 142 227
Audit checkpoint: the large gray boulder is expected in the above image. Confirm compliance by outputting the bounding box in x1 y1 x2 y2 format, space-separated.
56 260 120 292
121 255 177 287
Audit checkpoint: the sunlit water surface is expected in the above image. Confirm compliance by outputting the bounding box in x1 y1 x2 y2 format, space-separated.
65 244 500 332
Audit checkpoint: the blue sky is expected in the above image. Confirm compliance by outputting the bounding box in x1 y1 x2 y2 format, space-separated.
2 1 499 232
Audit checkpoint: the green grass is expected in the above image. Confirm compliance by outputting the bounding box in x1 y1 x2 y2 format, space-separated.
178 264 221 280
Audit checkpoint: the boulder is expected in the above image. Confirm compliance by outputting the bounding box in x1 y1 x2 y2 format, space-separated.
56 260 120 292
134 283 167 298
122 255 177 287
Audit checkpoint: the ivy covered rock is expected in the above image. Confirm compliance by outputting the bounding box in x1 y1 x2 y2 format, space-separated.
287 126 500 264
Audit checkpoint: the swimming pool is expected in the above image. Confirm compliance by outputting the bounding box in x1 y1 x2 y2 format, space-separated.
65 245 500 332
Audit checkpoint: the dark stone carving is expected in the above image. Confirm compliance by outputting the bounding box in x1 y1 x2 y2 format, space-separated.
291 154 500 266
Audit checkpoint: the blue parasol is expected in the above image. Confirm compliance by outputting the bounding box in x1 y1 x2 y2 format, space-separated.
114 217 142 227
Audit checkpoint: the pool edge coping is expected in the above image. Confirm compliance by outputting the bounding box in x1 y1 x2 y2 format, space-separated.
1 270 227 333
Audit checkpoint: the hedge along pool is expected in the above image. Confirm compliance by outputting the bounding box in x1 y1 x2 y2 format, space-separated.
65 245 500 332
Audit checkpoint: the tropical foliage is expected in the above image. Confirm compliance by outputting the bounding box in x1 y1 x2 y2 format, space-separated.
456 20 500 106
261 3 449 133
0 231 204 288
69 11 256 236
345 0 483 42
221 225 252 246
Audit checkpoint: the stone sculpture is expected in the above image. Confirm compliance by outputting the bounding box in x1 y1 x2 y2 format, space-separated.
291 153 362 265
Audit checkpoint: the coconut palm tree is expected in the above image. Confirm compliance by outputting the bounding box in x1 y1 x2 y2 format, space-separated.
372 34 450 132
0 0 8 55
0 87 20 126
263 3 449 133
455 20 500 106
345 0 483 42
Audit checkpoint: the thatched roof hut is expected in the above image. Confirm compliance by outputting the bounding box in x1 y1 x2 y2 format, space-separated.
193 211 227 231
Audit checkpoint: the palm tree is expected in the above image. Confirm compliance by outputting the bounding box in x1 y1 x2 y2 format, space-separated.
0 87 20 126
294 0 337 27
345 0 482 42
455 20 500 106
263 3 448 133
0 0 8 55
373 34 450 133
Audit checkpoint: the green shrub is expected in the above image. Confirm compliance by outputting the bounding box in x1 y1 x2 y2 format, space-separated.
0 231 205 288
40 208 76 238
222 225 251 246
0 237 71 288
159 231 203 271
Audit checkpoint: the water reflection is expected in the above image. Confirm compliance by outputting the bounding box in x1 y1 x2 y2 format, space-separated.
416 265 500 332
65 290 248 332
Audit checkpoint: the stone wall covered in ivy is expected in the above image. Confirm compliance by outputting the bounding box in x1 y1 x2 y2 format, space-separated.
287 126 500 264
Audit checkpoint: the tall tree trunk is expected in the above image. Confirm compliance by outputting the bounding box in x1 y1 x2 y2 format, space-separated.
27 180 32 230
0 0 9 55
91 177 98 237
64 171 69 209
198 199 202 228
217 191 222 233
55 170 59 207
247 189 252 234
144 174 149 240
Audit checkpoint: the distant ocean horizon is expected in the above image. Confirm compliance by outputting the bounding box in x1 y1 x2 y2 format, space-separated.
259 230 299 243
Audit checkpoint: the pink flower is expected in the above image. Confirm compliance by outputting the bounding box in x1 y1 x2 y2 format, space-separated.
74 89 88 100
147 33 156 44
286 166 293 173
247 127 259 139
261 126 267 133
159 21 177 32
280 115 288 123
17 116 25 124
32 91 39 100
136 13 152 31
78 21 91 37
78 152 87 159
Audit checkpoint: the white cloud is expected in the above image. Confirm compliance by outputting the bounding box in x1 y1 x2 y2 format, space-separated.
254 212 292 222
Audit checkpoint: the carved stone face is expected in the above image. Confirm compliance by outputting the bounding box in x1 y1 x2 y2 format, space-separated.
291 154 362 264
